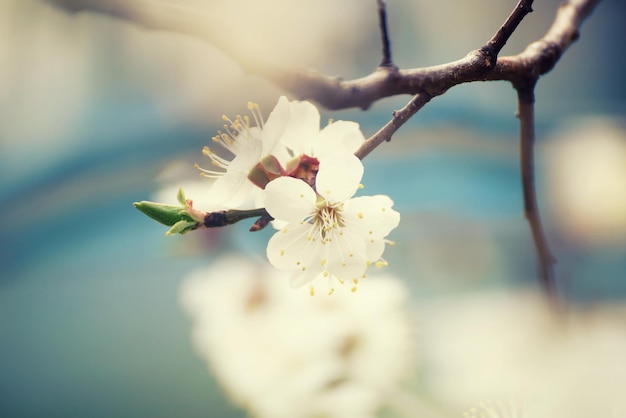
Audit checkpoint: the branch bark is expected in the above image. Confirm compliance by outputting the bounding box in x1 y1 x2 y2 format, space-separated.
47 0 600 110
355 93 432 159
516 86 557 303
377 0 395 69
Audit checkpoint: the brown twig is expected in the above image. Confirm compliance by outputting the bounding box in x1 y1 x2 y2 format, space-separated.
355 0 535 158
47 0 599 110
377 0 395 69
482 0 534 59
516 85 557 304
355 93 432 159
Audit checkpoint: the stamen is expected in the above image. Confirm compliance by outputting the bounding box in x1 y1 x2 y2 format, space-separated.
247 102 264 129
194 163 225 179
197 101 266 179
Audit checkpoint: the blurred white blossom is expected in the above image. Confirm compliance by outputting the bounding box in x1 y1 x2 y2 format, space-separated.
179 254 416 418
463 400 524 418
543 118 626 247
420 289 626 418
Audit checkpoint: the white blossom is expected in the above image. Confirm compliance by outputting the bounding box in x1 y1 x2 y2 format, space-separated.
420 289 626 418
179 255 416 418
195 97 291 208
195 96 365 209
262 155 400 293
267 97 365 167
543 117 626 246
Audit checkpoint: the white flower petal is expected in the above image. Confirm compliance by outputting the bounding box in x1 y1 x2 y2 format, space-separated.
364 238 385 264
343 195 400 239
277 100 321 156
288 269 322 289
267 222 322 275
228 138 263 172
261 96 290 154
210 170 254 208
315 155 364 202
323 226 368 281
316 121 365 159
263 177 316 223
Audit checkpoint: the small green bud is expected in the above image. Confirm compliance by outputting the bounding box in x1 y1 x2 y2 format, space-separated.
176 188 187 205
166 219 199 235
133 201 190 227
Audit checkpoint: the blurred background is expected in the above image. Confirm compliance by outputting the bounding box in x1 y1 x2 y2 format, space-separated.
1 0 625 417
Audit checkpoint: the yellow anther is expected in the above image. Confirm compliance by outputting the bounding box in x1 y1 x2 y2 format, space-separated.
328 288 335 296
320 259 327 266
358 183 364 189
357 212 364 219
351 286 357 293
280 249 285 256
309 286 315 296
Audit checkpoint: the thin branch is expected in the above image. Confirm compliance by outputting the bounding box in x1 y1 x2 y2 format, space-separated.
355 93 432 159
47 0 599 110
516 86 557 304
377 0 394 68
482 0 534 59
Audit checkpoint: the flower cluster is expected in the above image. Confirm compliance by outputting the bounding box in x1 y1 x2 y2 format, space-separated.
191 96 401 293
179 255 416 418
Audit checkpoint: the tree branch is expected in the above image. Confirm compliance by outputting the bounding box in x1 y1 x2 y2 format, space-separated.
377 0 395 69
47 0 600 110
516 86 557 303
482 0 534 59
355 93 432 159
